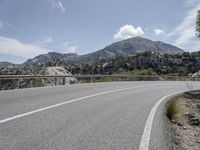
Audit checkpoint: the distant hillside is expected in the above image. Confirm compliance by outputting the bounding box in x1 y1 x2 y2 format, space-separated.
23 37 184 66
69 51 200 76
1 51 200 90
0 62 13 70
24 52 78 67
77 37 184 63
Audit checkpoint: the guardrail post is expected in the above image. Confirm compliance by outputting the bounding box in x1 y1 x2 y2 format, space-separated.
63 77 66 85
13 79 17 89
90 75 94 83
33 76 36 87
0 80 2 90
55 72 57 86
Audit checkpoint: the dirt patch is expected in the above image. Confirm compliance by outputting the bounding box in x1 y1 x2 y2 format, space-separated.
168 91 200 150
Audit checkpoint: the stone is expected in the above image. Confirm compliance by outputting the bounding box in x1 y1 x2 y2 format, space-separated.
188 113 196 119
184 112 189 117
171 120 176 124
183 126 187 130
177 121 183 126
189 118 200 126
196 140 200 144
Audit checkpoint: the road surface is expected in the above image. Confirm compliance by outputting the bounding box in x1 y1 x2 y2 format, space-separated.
0 81 199 150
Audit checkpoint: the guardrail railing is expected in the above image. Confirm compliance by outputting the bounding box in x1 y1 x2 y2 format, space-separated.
0 74 198 90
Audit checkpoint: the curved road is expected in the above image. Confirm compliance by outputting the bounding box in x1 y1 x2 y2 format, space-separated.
0 81 199 150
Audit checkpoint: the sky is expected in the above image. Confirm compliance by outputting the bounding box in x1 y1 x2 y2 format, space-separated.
0 0 200 63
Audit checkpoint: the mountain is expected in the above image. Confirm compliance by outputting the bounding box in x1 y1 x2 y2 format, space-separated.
0 62 13 70
69 51 200 76
77 37 184 63
23 37 184 66
24 52 78 66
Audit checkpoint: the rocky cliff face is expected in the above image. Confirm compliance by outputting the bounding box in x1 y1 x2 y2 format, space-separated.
0 66 77 90
23 52 78 67
44 67 77 85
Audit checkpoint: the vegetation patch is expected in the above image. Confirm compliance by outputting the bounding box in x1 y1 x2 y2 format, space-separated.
166 98 179 120
167 92 200 150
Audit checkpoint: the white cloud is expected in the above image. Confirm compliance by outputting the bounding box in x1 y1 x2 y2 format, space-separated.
169 4 200 51
35 36 53 45
154 29 165 36
184 0 199 8
66 45 77 53
61 42 78 53
114 25 144 41
45 0 66 14
0 36 50 58
57 1 65 13
0 21 11 29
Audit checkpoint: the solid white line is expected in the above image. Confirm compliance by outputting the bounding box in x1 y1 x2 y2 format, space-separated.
139 90 185 150
0 85 147 125
0 83 180 125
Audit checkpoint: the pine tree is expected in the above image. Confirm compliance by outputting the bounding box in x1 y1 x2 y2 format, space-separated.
196 10 200 38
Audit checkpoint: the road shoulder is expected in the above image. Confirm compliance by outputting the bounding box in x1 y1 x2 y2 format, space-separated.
149 96 174 150
168 91 200 150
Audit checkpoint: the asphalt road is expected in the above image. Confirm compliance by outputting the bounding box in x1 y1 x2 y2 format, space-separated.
0 81 200 150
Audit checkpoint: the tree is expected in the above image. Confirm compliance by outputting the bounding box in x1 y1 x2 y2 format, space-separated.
196 10 200 38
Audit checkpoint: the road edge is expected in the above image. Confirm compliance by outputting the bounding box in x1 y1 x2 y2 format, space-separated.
139 91 185 150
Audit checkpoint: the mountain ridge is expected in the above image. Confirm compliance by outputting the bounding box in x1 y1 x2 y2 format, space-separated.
2 37 184 66
76 37 184 63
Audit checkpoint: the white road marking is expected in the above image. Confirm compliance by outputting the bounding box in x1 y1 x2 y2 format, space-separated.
139 90 185 150
0 83 180 125
0 85 151 124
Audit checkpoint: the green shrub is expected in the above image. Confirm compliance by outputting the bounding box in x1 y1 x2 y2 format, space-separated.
35 79 45 87
166 99 178 120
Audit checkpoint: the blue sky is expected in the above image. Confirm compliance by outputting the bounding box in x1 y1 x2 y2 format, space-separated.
0 0 200 63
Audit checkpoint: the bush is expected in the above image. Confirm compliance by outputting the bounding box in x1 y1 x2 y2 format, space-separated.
166 99 178 120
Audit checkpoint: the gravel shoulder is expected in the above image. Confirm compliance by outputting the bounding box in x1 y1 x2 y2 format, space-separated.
169 91 200 150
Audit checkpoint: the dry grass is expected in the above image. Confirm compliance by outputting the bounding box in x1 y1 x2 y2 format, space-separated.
166 99 179 120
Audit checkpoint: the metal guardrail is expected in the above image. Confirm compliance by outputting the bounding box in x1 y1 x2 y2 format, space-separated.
0 74 135 80
0 74 198 81
0 74 199 90
0 74 196 79
0 74 152 85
